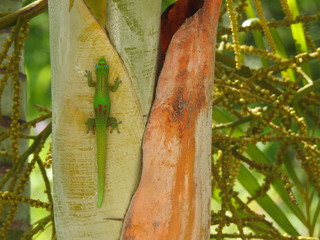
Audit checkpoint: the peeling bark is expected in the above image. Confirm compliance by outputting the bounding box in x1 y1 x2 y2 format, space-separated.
121 0 222 239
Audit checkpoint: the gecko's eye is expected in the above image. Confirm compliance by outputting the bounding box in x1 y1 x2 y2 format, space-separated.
105 64 109 69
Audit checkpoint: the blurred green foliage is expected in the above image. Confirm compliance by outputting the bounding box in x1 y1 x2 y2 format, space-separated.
211 0 320 238
24 12 50 119
24 10 51 240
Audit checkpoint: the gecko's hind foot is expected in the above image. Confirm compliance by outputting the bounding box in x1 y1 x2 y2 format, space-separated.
107 118 122 133
86 118 96 134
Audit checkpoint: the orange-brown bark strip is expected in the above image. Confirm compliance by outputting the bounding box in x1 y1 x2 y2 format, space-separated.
121 0 221 239
161 0 203 55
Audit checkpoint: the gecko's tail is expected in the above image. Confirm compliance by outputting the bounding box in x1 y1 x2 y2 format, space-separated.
96 123 107 208
97 165 105 208
97 191 103 208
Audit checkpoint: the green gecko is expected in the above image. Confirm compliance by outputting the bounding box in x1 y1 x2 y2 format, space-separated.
85 57 121 208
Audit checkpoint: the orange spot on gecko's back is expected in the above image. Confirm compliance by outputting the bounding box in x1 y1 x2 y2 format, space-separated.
95 104 108 117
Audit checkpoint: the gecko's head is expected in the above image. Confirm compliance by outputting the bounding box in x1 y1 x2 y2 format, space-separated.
96 57 109 70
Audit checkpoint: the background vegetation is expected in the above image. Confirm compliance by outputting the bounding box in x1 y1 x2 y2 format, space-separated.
0 0 319 239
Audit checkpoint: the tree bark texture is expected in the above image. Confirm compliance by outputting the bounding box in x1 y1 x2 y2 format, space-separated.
121 0 222 239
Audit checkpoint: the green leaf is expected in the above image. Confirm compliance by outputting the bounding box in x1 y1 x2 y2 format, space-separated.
287 0 311 77
244 0 269 67
161 0 176 13
269 28 296 81
238 165 300 235
246 145 306 225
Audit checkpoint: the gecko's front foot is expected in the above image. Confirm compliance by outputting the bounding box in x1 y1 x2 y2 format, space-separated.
110 77 122 92
84 70 91 78
85 70 96 87
107 117 122 133
86 118 96 134
114 77 122 85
